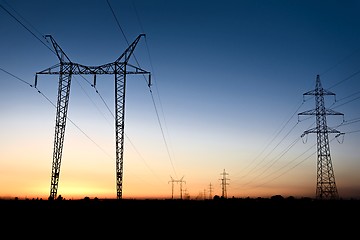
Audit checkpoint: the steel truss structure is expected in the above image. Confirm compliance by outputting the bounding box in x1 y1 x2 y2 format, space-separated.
36 34 150 200
298 75 344 200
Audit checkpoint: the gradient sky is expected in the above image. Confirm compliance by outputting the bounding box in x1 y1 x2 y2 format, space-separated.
1 0 360 200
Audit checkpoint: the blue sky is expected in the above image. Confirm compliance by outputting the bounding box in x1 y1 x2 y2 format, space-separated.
1 0 360 200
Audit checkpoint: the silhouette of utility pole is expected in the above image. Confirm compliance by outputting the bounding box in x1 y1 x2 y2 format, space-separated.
298 74 344 200
168 176 186 199
219 169 229 198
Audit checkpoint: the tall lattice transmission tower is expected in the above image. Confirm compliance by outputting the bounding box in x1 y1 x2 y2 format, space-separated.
298 74 344 200
35 34 150 200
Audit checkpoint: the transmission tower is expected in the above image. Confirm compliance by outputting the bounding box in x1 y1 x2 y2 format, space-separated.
219 169 229 198
168 176 186 199
298 74 344 200
208 182 213 199
35 34 150 200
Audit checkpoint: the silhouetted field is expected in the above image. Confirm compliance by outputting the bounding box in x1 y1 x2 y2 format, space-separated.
2 196 359 236
2 196 359 217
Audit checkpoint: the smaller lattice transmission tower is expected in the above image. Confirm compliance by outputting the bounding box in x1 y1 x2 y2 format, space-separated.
219 169 229 198
208 182 213 199
168 176 186 199
298 75 344 200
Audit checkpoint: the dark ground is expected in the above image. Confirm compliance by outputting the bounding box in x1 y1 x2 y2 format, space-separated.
2 197 359 237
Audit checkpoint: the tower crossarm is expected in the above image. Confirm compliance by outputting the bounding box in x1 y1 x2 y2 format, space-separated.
92 62 150 75
45 34 72 63
301 126 342 137
115 33 145 63
37 34 147 76
36 61 150 75
298 109 316 116
302 75 336 97
35 62 151 88
125 63 150 75
298 108 344 116
303 89 336 96
325 109 344 116
36 62 96 75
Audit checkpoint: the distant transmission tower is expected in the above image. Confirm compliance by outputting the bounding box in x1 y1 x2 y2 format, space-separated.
208 182 213 199
168 176 186 199
298 74 344 200
219 169 229 198
35 34 150 200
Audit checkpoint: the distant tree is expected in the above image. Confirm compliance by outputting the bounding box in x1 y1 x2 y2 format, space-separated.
270 195 284 200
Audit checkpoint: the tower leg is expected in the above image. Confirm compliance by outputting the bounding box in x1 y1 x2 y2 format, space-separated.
49 71 72 200
115 71 126 199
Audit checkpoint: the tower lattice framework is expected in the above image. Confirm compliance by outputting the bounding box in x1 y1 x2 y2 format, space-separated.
219 169 229 198
298 75 344 200
36 34 150 200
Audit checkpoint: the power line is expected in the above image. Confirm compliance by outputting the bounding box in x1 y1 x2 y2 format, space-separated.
242 135 302 187
1 68 115 161
0 67 33 87
242 118 301 179
106 0 129 45
2 0 45 39
328 69 360 90
105 0 178 178
0 2 54 54
320 47 360 76
235 100 305 178
131 5 178 178
251 136 339 190
331 95 360 110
